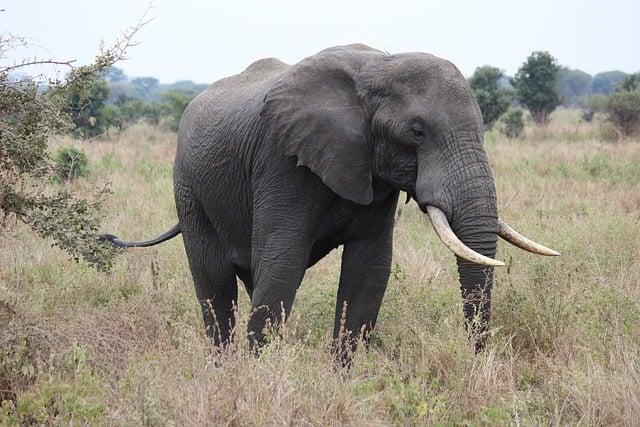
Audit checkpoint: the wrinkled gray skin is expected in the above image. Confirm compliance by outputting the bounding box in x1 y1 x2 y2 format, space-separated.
117 44 498 361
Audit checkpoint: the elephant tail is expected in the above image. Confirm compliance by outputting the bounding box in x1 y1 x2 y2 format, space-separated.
99 223 181 248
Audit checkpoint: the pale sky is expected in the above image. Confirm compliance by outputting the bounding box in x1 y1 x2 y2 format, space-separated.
2 0 639 84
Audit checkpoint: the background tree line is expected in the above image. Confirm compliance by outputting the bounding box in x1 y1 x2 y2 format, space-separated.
67 55 640 142
67 66 207 138
468 52 640 138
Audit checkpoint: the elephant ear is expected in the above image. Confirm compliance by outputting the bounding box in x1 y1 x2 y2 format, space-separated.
261 53 372 205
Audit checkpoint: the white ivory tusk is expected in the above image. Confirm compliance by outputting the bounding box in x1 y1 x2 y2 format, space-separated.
498 219 560 256
426 206 505 267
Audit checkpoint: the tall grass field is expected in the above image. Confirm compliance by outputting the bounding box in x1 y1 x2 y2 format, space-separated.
1 110 639 424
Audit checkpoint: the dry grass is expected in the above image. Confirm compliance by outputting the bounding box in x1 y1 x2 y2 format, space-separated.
1 111 639 425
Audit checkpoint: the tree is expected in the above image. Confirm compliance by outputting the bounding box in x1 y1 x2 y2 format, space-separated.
556 67 592 106
601 89 640 136
105 66 126 82
511 51 561 125
600 74 640 137
100 103 124 133
161 90 195 131
66 78 110 138
579 72 640 136
468 66 513 129
0 15 148 272
113 94 146 127
162 80 208 96
591 71 627 95
131 76 159 100
619 72 640 92
142 101 167 125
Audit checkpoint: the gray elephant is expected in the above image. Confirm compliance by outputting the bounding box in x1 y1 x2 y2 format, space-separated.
103 44 558 361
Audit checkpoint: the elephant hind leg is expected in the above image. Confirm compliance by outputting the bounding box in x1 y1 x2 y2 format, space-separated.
192 256 238 346
178 199 238 347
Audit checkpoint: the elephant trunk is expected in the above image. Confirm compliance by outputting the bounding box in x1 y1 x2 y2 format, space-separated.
451 147 499 352
418 134 500 351
454 169 498 353
453 211 498 352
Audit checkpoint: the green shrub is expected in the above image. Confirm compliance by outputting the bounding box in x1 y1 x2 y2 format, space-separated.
142 101 168 126
579 94 606 122
499 109 525 138
601 88 640 137
113 94 145 128
162 91 195 132
54 146 90 182
618 72 640 92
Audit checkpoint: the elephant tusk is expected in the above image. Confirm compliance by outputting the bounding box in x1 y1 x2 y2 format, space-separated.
426 206 505 267
497 219 560 256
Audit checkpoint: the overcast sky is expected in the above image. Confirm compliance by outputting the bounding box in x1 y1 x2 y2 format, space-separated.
2 0 639 83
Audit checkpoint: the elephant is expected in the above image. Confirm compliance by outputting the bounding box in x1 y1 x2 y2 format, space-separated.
102 44 558 362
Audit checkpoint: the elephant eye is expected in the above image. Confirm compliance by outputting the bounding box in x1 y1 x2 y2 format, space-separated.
411 127 425 138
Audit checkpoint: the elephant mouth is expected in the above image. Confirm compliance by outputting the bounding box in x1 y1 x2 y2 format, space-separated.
425 205 560 266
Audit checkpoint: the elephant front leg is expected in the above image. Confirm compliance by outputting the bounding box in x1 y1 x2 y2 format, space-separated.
332 218 394 366
247 163 334 351
247 240 309 350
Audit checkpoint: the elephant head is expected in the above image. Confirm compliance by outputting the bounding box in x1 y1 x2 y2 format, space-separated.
262 44 558 349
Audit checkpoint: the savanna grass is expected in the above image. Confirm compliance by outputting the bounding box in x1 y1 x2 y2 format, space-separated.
1 112 639 424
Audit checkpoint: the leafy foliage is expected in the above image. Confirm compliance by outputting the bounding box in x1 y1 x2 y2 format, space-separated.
499 108 525 138
93 89 196 132
161 91 195 131
591 71 627 95
468 66 513 129
601 88 640 137
618 72 640 92
107 74 206 104
142 101 168 126
130 76 159 101
512 51 561 125
582 71 640 137
105 66 126 83
85 66 206 133
556 67 592 106
579 94 606 122
2 188 118 272
66 78 110 138
54 146 90 182
0 17 147 271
